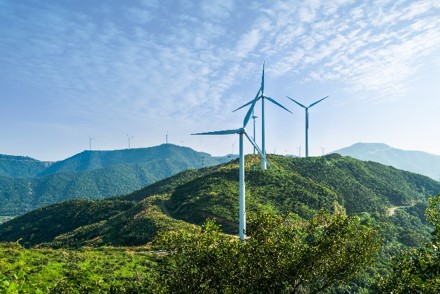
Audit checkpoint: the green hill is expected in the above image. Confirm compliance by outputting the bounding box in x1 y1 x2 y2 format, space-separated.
0 154 52 178
38 144 227 176
333 142 440 180
1 154 439 249
0 144 232 216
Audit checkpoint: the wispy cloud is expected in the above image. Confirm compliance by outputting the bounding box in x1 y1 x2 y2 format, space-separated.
247 0 440 98
1 0 439 157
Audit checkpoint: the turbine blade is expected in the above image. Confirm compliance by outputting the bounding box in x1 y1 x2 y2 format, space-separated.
233 99 254 112
244 131 272 169
192 128 242 136
266 96 292 113
261 62 265 95
309 95 329 108
233 89 261 112
243 98 258 128
286 96 306 108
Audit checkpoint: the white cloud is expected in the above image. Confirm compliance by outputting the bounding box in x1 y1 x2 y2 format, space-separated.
200 0 234 20
2 0 440 159
236 29 262 58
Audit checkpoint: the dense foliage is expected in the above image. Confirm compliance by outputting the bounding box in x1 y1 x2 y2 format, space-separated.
0 154 50 178
0 209 380 293
1 154 438 251
38 144 228 176
0 196 196 248
1 154 440 292
167 154 439 234
157 209 380 293
0 243 161 293
0 144 231 215
378 194 440 292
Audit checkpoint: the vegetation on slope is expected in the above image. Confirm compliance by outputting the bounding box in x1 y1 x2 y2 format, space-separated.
166 154 439 232
0 243 161 293
38 144 228 176
378 194 440 293
156 208 380 293
0 144 232 216
0 154 50 178
0 209 380 293
1 155 440 292
1 154 438 251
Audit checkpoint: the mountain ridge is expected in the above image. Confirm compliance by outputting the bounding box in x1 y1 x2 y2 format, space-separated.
1 154 439 249
333 142 440 180
0 144 233 216
0 154 52 178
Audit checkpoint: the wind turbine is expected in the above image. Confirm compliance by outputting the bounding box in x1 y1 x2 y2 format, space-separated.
88 136 94 151
287 96 328 158
126 134 134 149
234 62 291 170
192 99 269 241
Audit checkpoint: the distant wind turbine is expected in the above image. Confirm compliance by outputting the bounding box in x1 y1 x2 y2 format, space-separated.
88 136 94 151
287 96 328 158
126 134 134 149
192 99 269 241
234 62 291 170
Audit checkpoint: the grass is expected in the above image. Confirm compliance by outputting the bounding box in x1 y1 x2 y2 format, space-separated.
0 243 161 293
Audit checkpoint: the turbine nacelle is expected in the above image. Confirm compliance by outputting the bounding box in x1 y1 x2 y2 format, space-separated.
287 95 329 158
287 96 329 109
233 63 292 171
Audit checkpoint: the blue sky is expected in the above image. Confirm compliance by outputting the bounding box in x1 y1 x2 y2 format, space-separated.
1 0 439 161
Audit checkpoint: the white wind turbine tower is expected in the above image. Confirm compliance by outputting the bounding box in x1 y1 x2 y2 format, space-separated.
192 99 269 241
126 134 134 149
251 110 257 154
88 136 94 151
234 62 291 170
287 96 328 158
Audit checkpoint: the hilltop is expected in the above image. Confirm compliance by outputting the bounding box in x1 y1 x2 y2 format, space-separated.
0 144 233 216
0 154 52 178
1 154 439 249
333 142 440 180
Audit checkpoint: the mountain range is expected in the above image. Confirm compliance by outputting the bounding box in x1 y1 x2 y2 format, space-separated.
0 144 232 216
1 154 439 249
333 143 440 180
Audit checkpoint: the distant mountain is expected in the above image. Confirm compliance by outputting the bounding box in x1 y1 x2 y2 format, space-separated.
1 154 439 249
333 143 440 180
0 154 52 178
39 144 227 176
0 144 233 216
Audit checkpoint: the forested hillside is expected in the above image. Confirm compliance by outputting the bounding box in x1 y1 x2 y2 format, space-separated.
0 144 232 216
38 144 227 176
1 154 440 292
0 155 51 178
1 154 438 249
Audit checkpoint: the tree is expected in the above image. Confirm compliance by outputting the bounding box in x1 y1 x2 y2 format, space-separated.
377 194 440 293
156 208 380 293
